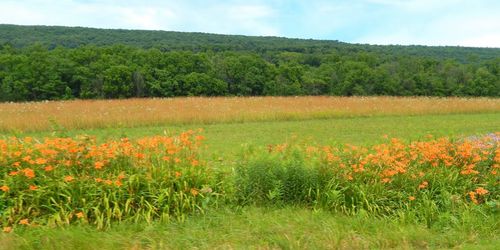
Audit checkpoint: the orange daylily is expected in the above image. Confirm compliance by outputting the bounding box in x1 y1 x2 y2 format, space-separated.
418 181 428 189
94 161 104 170
475 187 489 195
2 226 12 233
35 158 47 165
23 168 35 179
64 176 74 182
18 219 29 225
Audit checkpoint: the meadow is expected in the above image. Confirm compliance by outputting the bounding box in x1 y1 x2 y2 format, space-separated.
1 96 499 132
0 97 499 249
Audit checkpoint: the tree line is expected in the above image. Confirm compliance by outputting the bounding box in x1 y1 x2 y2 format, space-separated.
0 25 499 102
2 24 500 63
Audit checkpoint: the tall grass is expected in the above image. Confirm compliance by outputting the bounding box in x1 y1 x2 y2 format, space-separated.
1 96 499 132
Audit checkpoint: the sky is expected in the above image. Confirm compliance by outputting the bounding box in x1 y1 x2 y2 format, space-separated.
0 0 499 47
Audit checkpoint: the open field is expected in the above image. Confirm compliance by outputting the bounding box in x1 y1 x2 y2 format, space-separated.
1 96 499 132
9 113 499 160
1 97 499 249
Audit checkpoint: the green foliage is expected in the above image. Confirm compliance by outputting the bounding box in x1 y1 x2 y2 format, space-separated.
233 137 498 224
234 147 324 205
0 132 218 229
0 25 499 101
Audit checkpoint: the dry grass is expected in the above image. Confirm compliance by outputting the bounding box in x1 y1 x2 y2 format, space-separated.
0 96 499 132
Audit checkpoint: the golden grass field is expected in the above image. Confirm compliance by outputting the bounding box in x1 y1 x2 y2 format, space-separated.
1 96 499 132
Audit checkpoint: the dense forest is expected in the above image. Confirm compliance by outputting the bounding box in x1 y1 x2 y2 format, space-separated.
0 24 499 101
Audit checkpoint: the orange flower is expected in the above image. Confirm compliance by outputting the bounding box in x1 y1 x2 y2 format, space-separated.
2 226 12 233
468 191 478 204
35 158 47 165
29 185 38 191
418 181 428 189
115 180 122 187
190 188 199 196
191 159 199 166
76 212 84 219
44 165 54 172
23 168 35 179
18 219 29 225
409 196 416 201
0 185 9 192
8 171 19 176
64 176 74 182
174 158 181 163
175 171 182 178
475 187 489 195
134 153 145 159
117 173 126 180
104 180 113 185
94 161 104 170
162 156 170 161
381 178 391 183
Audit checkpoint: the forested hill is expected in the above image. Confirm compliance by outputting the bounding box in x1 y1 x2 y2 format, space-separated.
0 24 499 101
1 24 499 62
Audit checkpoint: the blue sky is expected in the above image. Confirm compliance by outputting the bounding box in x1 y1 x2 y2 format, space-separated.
1 0 499 47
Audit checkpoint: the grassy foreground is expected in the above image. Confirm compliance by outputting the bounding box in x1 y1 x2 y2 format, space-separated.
2 207 498 249
1 105 499 249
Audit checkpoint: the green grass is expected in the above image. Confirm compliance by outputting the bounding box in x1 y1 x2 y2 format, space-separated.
2 207 498 249
1 112 499 249
12 112 500 158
